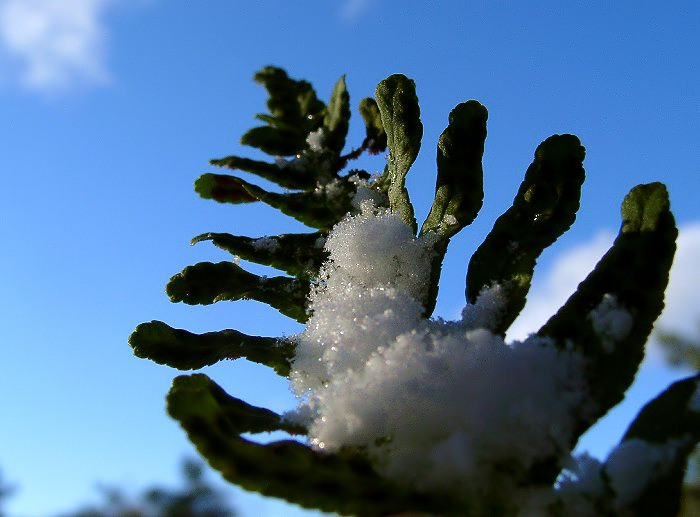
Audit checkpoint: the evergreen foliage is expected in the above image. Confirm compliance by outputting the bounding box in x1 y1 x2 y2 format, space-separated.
130 67 699 516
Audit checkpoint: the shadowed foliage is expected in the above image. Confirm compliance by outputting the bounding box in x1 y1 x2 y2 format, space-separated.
54 458 237 517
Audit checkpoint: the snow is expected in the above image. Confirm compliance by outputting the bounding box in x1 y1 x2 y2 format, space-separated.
460 283 506 330
313 177 346 200
689 380 700 412
285 200 592 501
349 177 388 210
305 128 325 152
554 438 686 516
251 236 280 252
588 294 634 353
604 438 682 509
546 454 606 517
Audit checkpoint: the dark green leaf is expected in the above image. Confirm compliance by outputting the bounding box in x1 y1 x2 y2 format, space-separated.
240 126 304 157
191 231 326 279
239 67 326 157
194 173 258 204
420 237 449 319
539 182 677 439
254 113 299 132
375 74 422 232
253 66 325 128
418 102 488 318
209 155 317 190
323 75 350 155
129 320 295 376
166 261 310 323
466 134 586 334
421 101 487 237
167 374 460 516
194 174 353 230
168 374 305 435
359 97 387 154
226 175 353 231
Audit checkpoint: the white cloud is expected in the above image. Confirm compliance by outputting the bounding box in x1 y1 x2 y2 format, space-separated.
340 0 371 21
656 222 700 335
507 223 700 362
507 230 615 341
0 0 111 91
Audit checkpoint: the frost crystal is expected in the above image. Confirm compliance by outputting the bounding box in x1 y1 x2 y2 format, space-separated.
588 294 634 353
287 204 590 496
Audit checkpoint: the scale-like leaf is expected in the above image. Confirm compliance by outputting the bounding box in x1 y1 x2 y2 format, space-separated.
466 134 586 334
539 182 677 437
254 66 325 129
419 101 488 317
323 75 350 155
239 67 327 156
168 374 305 435
166 261 309 323
420 238 449 319
192 231 326 279
375 74 422 232
209 155 317 190
241 126 303 157
129 320 294 376
359 97 387 154
167 374 460 516
200 174 354 231
194 173 258 204
422 100 487 237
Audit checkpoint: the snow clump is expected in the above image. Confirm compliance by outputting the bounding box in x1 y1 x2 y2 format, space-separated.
306 128 325 152
588 293 634 353
286 200 592 498
689 381 700 412
555 438 690 515
605 438 684 509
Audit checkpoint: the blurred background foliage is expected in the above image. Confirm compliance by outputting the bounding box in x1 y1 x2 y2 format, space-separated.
0 459 236 517
657 323 700 516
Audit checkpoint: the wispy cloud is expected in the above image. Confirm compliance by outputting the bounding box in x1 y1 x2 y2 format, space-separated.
507 230 615 341
655 222 700 335
507 223 700 361
340 0 371 21
0 0 111 92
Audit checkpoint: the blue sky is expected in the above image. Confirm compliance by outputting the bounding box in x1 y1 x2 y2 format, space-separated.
1 1 699 515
